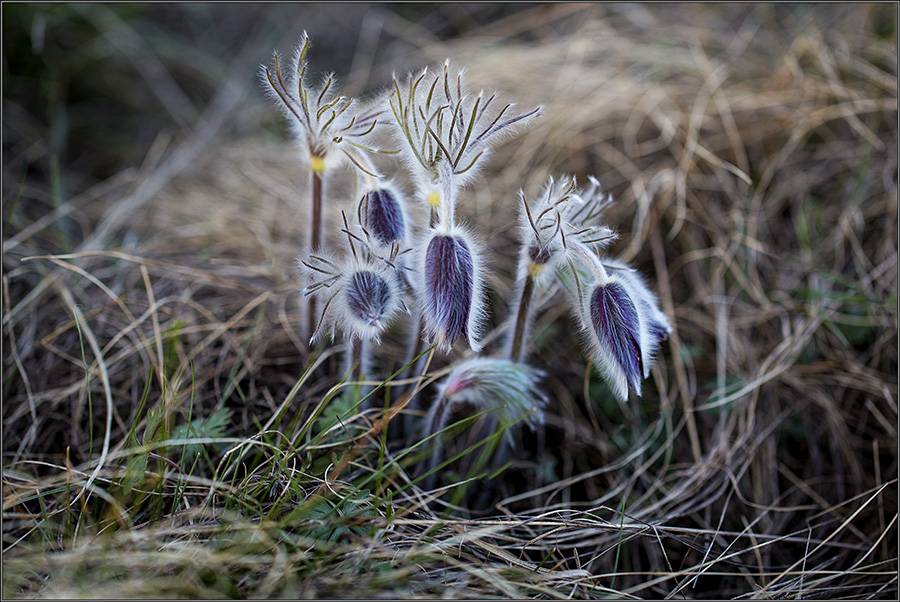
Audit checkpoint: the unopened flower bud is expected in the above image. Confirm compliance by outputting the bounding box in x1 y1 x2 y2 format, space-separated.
422 358 547 489
363 187 407 246
605 260 672 377
420 226 485 352
346 270 392 327
590 280 644 401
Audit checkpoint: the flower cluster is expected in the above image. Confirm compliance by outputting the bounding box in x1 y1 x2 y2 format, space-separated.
262 35 672 496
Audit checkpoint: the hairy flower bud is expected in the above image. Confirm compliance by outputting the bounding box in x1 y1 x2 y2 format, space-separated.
589 281 644 400
422 358 547 490
420 226 485 352
302 238 405 344
346 270 392 327
575 258 672 401
363 186 407 246
606 260 672 376
428 358 547 441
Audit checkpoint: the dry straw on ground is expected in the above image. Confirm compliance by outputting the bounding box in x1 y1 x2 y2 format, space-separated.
3 4 897 599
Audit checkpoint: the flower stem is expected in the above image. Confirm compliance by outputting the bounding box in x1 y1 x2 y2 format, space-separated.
311 170 323 252
398 311 425 398
350 336 364 382
506 272 536 363
307 170 324 340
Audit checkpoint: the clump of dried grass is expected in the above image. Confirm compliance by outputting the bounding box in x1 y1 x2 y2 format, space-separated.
3 4 897 599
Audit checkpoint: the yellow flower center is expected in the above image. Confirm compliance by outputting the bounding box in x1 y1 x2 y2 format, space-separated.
310 155 326 174
427 191 441 208
527 262 544 277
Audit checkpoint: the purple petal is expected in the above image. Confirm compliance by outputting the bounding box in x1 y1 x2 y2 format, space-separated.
425 235 474 346
366 188 405 245
591 282 643 395
346 270 391 326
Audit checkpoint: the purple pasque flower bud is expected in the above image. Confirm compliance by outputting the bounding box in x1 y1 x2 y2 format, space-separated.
302 250 404 344
432 358 548 433
604 259 672 377
345 270 393 328
419 225 486 352
421 358 546 489
425 358 546 452
361 184 408 247
588 280 645 401
570 251 671 401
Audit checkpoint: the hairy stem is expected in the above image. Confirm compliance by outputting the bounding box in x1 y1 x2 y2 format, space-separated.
429 206 438 229
311 170 323 253
398 312 426 422
506 272 536 363
350 336 365 383
403 314 425 383
307 170 324 340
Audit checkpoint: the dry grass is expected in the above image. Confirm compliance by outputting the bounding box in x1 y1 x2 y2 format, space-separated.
3 3 897 599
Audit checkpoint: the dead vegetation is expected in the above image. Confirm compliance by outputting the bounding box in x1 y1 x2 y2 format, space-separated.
3 4 897 599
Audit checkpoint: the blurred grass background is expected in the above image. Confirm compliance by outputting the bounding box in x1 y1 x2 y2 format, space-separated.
3 3 535 197
3 3 898 599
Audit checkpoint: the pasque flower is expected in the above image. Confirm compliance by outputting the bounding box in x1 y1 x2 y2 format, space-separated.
358 183 408 248
506 174 617 361
426 358 547 441
572 253 671 401
301 218 408 344
418 225 486 352
604 259 673 364
422 357 547 488
262 32 388 342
